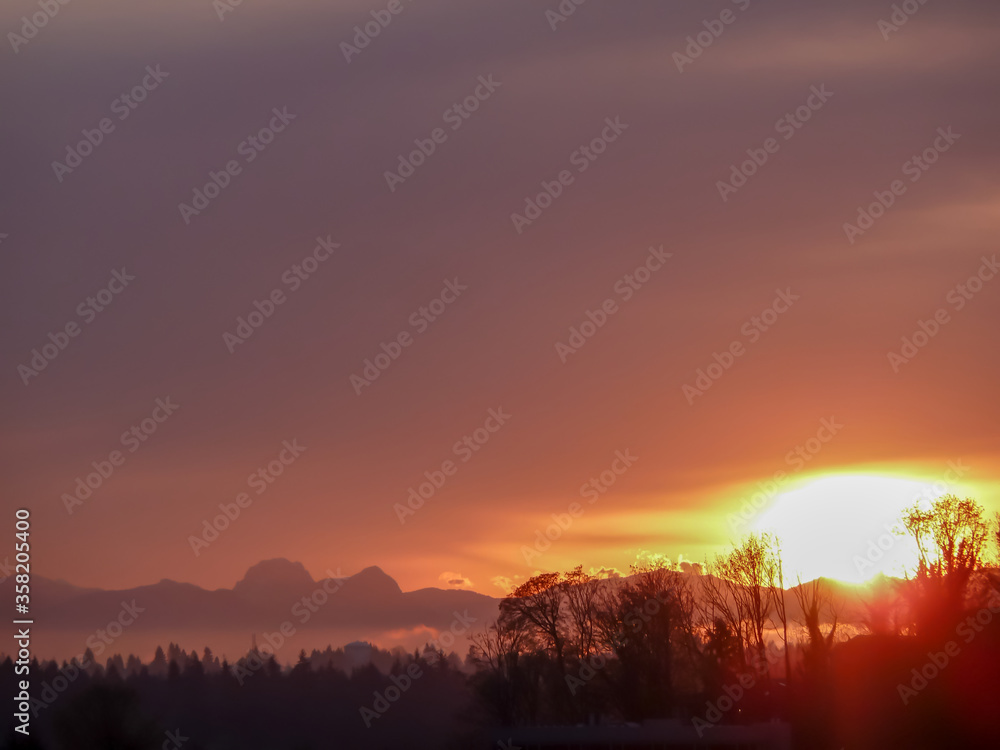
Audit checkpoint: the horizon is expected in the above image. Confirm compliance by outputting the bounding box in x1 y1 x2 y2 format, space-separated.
28 554 906 597
4 0 999 603
27 556 882 594
3 0 999 746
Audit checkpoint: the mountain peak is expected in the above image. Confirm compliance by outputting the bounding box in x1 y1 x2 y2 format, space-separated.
343 565 403 596
234 559 315 597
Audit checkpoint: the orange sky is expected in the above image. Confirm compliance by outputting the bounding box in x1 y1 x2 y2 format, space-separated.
2 0 999 596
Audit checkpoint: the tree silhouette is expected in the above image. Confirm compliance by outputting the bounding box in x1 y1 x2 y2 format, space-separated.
903 494 991 634
703 533 785 675
52 684 161 750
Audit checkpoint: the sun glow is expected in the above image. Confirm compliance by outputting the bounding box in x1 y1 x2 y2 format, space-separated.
751 474 949 585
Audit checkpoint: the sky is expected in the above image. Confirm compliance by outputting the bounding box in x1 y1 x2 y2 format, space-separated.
2 0 999 596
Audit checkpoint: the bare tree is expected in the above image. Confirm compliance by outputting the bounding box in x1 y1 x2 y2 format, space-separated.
503 573 570 680
861 574 909 636
562 566 601 658
771 540 790 684
701 570 747 665
792 577 838 666
704 533 784 675
470 611 532 677
588 559 693 718
903 494 991 628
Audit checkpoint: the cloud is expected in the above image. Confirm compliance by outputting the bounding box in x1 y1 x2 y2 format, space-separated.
491 575 521 593
679 560 704 576
4 0 998 599
634 550 673 569
439 571 474 589
588 566 622 579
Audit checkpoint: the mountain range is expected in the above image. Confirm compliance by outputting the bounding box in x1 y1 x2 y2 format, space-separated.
3 559 880 661
6 559 500 635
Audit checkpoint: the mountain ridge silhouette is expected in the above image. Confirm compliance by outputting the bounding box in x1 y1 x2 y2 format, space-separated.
6 558 497 637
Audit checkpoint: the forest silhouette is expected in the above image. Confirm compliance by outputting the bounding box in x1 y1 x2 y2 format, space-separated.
3 495 999 749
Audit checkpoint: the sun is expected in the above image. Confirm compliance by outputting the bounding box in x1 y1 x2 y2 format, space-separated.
751 474 945 585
